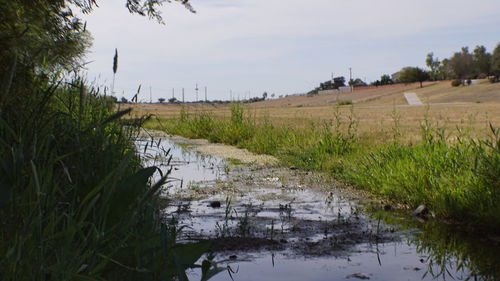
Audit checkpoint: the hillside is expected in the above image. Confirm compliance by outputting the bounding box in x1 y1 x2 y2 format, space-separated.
249 80 500 108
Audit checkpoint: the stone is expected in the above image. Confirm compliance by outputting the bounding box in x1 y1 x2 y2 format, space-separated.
346 273 370 279
209 201 221 208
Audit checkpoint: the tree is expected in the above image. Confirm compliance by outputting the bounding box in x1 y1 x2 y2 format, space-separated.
158 98 166 103
448 47 474 81
70 0 195 24
332 76 346 89
380 74 394 85
397 67 429 88
168 97 178 103
349 78 367 87
426 53 442 81
438 58 453 80
472 45 492 78
262 92 268 100
490 43 500 82
120 97 128 103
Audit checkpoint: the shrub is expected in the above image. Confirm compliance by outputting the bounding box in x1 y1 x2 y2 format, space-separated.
337 100 353 106
451 79 462 87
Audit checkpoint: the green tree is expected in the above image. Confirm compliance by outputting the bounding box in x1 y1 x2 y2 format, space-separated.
472 45 492 77
380 74 394 85
448 47 474 81
349 78 367 87
396 67 429 88
491 43 500 82
426 52 442 81
439 58 453 80
333 76 346 88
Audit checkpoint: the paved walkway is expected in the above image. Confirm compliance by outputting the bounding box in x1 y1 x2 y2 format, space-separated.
404 92 423 106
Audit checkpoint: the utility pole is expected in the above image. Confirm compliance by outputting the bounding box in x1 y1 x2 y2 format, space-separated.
182 88 185 103
349 67 353 92
204 86 207 102
172 88 175 99
230 90 232 101
195 84 199 102
149 86 152 103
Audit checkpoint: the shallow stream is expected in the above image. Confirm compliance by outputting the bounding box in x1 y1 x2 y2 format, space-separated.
137 132 500 281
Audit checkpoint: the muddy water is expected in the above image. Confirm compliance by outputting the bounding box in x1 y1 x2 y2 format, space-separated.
137 133 500 281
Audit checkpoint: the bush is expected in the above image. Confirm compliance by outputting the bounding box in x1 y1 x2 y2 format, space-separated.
337 100 353 106
451 79 462 87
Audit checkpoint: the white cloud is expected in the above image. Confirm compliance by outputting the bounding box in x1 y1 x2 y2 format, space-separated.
82 0 500 100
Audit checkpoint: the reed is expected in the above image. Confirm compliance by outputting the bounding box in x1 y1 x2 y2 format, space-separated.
147 105 500 232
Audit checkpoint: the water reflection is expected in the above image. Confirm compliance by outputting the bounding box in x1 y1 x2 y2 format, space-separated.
138 134 500 281
135 135 226 192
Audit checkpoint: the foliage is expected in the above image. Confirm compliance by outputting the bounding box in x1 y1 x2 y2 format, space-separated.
318 77 346 91
148 106 500 232
0 0 224 280
396 67 429 88
492 43 500 81
333 76 346 88
472 45 492 78
349 78 367 87
448 47 474 79
426 53 442 81
337 100 353 105
451 79 462 87
380 74 394 85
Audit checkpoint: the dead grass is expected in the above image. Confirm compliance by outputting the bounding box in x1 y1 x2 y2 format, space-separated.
129 80 500 143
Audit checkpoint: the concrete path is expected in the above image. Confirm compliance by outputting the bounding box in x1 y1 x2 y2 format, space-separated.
404 92 423 106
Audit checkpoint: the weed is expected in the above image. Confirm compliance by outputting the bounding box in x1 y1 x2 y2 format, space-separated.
147 104 500 231
337 100 353 105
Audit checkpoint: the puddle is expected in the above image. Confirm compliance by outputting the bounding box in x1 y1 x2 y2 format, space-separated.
135 135 226 193
137 133 500 281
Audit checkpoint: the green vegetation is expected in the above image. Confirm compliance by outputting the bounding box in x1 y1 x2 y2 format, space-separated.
1 0 227 280
147 104 500 232
426 44 500 82
337 100 353 106
395 67 430 88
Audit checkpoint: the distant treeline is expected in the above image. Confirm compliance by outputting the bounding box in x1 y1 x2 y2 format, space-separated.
311 43 500 94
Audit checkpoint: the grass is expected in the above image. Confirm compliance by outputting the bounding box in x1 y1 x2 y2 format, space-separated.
146 103 500 232
0 76 221 280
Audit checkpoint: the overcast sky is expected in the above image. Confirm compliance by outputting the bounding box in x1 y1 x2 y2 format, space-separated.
82 0 500 102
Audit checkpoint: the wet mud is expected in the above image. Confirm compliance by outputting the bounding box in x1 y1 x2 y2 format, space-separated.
137 131 500 281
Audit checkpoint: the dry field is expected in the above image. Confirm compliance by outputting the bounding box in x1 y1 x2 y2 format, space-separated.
130 80 500 143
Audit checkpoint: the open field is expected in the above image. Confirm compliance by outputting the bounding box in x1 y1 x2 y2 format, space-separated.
141 80 500 233
130 80 500 143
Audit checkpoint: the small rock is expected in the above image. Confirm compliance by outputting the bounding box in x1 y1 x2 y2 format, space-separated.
209 201 221 208
412 205 429 218
383 204 392 211
290 166 298 170
346 273 370 279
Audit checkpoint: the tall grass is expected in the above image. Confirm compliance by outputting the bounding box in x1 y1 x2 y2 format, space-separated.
0 76 219 280
147 104 500 232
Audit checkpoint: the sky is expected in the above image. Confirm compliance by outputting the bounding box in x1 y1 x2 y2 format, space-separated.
82 0 500 102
